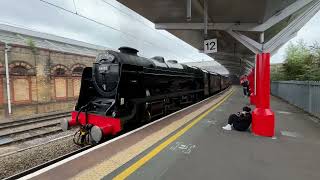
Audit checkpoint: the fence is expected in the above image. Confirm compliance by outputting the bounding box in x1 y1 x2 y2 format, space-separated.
271 81 320 118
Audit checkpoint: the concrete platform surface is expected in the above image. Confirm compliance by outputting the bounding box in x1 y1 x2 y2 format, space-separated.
23 87 320 180
108 87 320 180
24 88 233 180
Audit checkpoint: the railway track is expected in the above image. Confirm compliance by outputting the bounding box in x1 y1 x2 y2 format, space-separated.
4 144 92 180
0 111 71 146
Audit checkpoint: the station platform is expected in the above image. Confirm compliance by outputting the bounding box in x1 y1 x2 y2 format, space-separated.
23 86 320 180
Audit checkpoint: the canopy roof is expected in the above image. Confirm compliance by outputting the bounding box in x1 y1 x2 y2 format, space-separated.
117 0 320 75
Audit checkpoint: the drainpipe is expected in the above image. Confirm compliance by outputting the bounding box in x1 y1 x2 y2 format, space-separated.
4 43 12 114
203 0 208 38
186 0 192 21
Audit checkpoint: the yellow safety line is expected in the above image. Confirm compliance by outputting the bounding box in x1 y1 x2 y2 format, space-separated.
113 89 234 180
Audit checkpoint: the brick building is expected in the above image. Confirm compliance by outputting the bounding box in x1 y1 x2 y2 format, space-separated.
0 24 107 121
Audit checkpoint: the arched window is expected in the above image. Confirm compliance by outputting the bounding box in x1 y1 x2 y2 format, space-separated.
51 64 69 77
51 65 69 100
54 68 66 76
72 67 84 76
9 61 34 104
11 66 28 76
9 61 35 76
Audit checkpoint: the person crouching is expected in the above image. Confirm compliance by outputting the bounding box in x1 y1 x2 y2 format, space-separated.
222 106 252 131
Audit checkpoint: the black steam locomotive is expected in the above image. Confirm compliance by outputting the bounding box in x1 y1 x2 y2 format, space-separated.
61 47 229 145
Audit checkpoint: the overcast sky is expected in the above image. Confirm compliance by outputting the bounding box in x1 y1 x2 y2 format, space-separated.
0 0 319 70
271 8 320 64
0 0 220 64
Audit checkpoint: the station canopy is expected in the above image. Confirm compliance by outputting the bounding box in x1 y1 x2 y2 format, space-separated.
116 0 320 75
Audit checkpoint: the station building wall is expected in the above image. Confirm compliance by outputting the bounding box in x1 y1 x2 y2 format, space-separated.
0 43 96 121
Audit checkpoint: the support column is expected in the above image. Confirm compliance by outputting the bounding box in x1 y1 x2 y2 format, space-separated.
252 53 275 137
248 68 255 105
255 54 262 108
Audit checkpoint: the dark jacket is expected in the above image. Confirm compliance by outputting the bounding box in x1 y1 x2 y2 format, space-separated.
242 80 249 88
233 112 252 131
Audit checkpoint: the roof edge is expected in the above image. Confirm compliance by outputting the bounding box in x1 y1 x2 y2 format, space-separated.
0 23 108 51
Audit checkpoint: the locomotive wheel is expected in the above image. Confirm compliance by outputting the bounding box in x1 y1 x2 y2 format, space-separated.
90 126 103 144
144 110 152 122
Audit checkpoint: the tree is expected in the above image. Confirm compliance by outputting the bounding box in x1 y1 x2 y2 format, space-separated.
271 67 285 81
282 40 310 80
308 42 320 80
271 40 320 81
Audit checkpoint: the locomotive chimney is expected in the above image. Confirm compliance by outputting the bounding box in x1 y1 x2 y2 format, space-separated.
119 47 139 56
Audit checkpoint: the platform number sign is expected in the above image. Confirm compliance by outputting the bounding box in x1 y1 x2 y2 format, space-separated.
204 39 217 53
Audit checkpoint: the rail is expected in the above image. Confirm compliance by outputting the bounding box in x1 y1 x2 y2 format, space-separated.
0 111 71 146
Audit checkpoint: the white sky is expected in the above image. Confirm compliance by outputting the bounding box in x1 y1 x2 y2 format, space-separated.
0 0 319 69
0 0 219 64
271 9 320 64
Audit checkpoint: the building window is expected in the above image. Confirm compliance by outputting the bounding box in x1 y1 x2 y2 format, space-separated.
72 67 84 76
71 64 85 97
13 78 31 102
54 78 67 99
11 66 28 76
54 68 66 76
72 78 81 97
51 64 69 77
52 65 69 100
9 62 34 104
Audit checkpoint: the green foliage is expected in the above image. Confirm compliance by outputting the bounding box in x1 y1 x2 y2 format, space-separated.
271 68 285 81
271 40 320 81
27 38 38 54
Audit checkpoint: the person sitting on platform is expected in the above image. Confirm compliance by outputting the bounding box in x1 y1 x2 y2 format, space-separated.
222 106 252 131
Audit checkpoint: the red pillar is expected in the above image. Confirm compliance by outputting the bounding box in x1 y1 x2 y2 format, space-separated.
248 68 255 105
254 54 262 108
252 53 275 137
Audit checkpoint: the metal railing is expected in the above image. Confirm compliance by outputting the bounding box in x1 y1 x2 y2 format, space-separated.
271 81 320 118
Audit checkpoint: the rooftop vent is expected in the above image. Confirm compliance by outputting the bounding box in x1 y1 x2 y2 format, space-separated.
151 56 165 63
119 47 139 56
167 60 178 64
